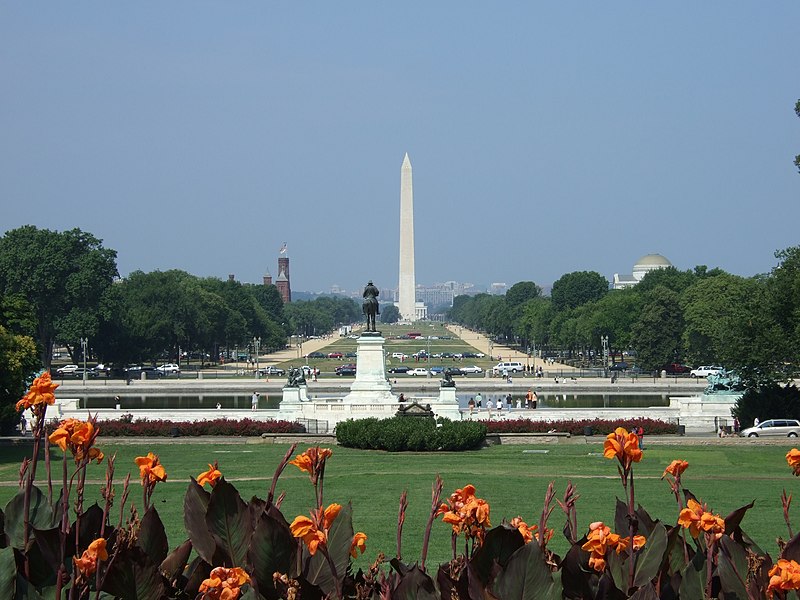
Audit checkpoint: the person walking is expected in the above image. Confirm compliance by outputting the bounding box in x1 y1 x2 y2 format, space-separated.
525 389 534 408
475 392 483 408
251 391 259 411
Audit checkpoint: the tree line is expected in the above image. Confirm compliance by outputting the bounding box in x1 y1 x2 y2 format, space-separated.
449 249 800 388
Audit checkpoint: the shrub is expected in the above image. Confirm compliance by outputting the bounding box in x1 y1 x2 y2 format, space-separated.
732 383 800 427
336 416 487 451
483 417 678 436
74 416 306 437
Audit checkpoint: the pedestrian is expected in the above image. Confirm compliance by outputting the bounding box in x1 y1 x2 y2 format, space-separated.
636 425 645 449
19 412 27 436
475 392 483 408
398 393 405 403
251 391 259 411
733 417 740 433
468 397 475 415
532 390 538 409
754 417 760 427
525 388 534 408
506 393 512 409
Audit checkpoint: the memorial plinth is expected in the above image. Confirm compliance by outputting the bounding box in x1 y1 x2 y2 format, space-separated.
342 332 396 404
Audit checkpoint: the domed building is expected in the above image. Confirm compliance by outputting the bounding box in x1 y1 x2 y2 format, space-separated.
613 253 673 289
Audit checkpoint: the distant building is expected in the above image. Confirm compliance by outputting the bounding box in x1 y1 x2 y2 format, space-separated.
489 282 507 295
265 243 291 303
613 253 673 289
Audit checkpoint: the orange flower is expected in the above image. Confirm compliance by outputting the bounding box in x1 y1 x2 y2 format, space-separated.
198 462 222 488
662 460 689 479
48 418 104 464
678 498 724 539
350 532 367 558
787 449 800 476
199 566 251 600
603 427 642 469
508 516 553 545
73 538 108 577
135 452 167 483
580 522 642 572
290 503 341 556
768 559 800 597
16 372 59 411
437 484 491 543
289 446 332 481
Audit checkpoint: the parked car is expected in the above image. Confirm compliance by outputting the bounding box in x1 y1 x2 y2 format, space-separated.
609 362 629 372
72 368 98 379
690 366 723 378
460 365 483 374
664 363 691 374
125 366 164 379
388 366 410 374
444 367 464 376
492 361 524 374
391 352 408 360
335 365 357 376
56 364 79 375
327 352 344 359
258 366 285 376
408 368 430 376
92 363 111 375
156 363 181 374
429 366 445 375
306 352 325 359
345 352 357 358
740 419 800 438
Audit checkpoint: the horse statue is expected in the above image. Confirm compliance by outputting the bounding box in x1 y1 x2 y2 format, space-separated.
362 280 380 332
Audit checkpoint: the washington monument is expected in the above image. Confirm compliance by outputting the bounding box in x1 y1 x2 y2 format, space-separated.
398 153 416 322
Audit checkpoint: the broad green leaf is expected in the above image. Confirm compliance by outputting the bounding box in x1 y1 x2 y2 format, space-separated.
306 502 353 596
70 503 104 552
679 554 706 600
4 486 59 550
490 542 562 600
248 509 293 597
138 506 168 567
717 536 749 600
184 478 215 565
0 546 16 599
633 522 667 588
606 546 627 595
205 479 252 568
13 574 45 600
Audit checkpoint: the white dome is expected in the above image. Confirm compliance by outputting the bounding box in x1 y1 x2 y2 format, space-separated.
632 254 672 280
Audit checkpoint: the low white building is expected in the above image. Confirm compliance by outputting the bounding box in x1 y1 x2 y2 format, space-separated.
613 254 673 289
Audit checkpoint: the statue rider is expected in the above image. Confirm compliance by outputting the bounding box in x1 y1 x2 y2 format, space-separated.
362 280 380 332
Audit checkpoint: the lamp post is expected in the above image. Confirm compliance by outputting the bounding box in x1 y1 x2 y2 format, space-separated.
80 337 88 385
253 337 261 378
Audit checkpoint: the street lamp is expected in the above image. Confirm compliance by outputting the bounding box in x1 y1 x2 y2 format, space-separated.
253 337 261 378
80 337 88 385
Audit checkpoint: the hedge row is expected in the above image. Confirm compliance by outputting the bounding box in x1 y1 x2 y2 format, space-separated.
83 416 305 437
336 416 486 451
483 417 678 435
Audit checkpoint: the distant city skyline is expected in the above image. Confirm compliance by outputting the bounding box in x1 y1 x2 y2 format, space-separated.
2 4 798 293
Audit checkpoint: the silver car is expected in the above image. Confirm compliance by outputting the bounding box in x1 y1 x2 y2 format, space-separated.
740 419 800 438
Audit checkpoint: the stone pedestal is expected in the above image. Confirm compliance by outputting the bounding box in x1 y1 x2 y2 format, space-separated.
280 386 305 420
438 386 458 405
343 332 396 404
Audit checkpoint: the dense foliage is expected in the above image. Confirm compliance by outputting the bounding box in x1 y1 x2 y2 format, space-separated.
336 416 487 451
82 416 306 437
483 417 678 436
450 248 800 388
732 384 800 428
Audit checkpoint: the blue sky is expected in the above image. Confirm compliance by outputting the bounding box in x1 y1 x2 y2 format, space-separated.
2 3 798 295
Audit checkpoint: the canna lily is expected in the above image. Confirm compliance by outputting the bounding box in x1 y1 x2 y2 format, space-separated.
16 372 59 412
603 427 642 470
135 452 167 484
437 484 491 544
581 522 642 572
678 498 725 539
289 446 332 482
48 418 104 464
350 532 367 558
768 559 800 597
198 566 251 600
662 459 689 479
197 461 222 487
787 449 800 476
508 516 554 545
290 503 341 556
73 538 108 578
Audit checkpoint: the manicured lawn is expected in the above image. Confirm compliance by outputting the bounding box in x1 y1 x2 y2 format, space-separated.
1 441 795 568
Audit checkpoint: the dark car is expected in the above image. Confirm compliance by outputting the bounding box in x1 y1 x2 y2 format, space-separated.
306 352 325 359
388 366 410 374
444 367 464 376
609 362 629 372
72 368 98 379
335 364 357 376
664 363 691 374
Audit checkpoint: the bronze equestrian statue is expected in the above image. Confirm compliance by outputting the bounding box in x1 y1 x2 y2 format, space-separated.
362 280 380 332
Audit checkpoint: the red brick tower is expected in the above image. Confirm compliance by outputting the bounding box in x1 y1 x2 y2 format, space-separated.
275 243 291 303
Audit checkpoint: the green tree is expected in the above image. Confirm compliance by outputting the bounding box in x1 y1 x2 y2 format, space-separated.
630 286 684 371
380 304 400 323
0 293 39 433
635 267 698 295
0 226 118 368
550 271 608 312
505 281 541 309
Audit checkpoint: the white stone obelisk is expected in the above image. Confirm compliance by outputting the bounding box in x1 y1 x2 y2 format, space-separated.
398 153 416 322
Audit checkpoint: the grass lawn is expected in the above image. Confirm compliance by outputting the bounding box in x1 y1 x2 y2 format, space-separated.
1 441 796 569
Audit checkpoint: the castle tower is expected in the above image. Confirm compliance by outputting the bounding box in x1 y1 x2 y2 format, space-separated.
398 153 416 321
263 269 272 286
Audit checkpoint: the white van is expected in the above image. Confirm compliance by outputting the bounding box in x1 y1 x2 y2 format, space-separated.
492 361 524 374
